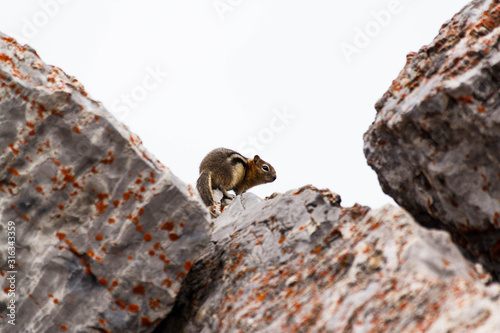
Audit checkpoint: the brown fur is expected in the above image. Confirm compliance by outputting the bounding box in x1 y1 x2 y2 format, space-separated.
196 148 276 206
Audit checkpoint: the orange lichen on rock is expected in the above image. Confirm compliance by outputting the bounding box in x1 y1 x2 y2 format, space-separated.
161 279 172 288
56 232 66 241
8 143 19 155
141 317 153 326
116 299 126 310
128 304 140 313
7 167 19 176
132 285 146 295
60 167 75 183
101 151 115 165
184 261 193 271
161 221 175 231
95 193 110 215
149 298 161 310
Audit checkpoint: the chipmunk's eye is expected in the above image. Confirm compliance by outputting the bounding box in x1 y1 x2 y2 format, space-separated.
262 165 269 172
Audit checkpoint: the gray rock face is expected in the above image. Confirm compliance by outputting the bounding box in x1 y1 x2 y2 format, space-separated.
3 1 500 329
155 186 500 333
364 0 500 278
0 33 210 332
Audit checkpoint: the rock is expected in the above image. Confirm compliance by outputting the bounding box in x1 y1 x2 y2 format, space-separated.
364 0 500 279
155 186 500 332
3 2 500 329
0 33 210 332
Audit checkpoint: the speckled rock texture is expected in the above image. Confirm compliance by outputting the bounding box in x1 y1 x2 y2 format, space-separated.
364 0 500 279
155 186 500 333
0 33 210 332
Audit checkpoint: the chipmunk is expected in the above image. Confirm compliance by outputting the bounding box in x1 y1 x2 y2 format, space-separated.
196 148 277 207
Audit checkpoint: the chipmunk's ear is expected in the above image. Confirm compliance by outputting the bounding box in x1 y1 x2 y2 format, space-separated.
253 155 261 163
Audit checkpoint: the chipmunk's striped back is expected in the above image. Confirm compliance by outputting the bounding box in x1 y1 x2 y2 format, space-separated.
196 148 276 207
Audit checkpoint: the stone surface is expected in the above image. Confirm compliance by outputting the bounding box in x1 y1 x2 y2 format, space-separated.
364 0 500 279
155 186 500 333
4 1 500 329
0 33 210 332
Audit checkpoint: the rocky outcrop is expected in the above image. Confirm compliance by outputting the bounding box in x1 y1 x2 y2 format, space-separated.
364 0 500 279
155 186 500 332
3 0 500 330
0 33 210 332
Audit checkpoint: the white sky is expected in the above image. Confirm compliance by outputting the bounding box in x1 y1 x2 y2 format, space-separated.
0 0 471 208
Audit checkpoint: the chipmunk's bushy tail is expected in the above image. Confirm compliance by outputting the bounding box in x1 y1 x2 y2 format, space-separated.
196 171 214 206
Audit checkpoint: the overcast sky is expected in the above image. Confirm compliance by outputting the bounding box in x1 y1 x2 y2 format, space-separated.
0 0 471 208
